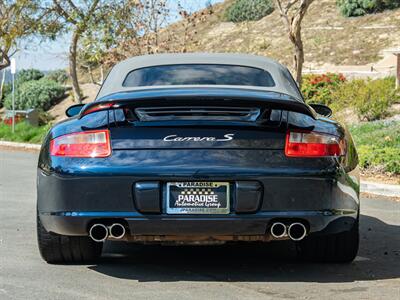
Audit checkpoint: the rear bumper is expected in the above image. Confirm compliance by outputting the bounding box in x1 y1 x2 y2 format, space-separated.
39 210 358 238
37 167 360 239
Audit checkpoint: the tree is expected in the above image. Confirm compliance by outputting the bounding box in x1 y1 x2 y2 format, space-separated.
77 0 171 72
50 0 111 103
75 0 213 83
0 0 50 71
0 0 58 101
139 0 170 53
77 0 144 82
0 69 6 102
274 0 314 87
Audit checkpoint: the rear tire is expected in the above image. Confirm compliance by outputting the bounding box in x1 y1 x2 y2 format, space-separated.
296 219 359 263
37 213 102 264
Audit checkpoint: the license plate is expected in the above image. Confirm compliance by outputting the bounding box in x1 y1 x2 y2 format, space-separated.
166 182 230 214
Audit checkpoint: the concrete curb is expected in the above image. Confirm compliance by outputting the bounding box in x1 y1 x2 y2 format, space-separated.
0 141 41 150
0 140 399 197
361 181 400 198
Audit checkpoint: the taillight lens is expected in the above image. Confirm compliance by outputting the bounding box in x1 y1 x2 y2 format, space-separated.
50 130 111 158
285 131 345 157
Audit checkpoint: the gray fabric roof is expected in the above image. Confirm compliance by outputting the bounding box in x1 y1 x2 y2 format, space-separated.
96 53 302 101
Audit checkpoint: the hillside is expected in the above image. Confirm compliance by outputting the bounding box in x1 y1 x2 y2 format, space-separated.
48 83 100 122
154 0 400 69
50 0 400 122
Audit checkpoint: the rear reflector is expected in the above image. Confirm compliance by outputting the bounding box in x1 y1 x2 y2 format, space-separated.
50 130 111 158
285 131 345 157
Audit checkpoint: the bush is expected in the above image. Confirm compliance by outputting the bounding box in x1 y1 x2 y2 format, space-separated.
16 69 44 84
357 145 400 174
302 73 346 106
45 69 68 84
4 78 65 111
336 0 400 17
225 0 274 22
1 69 45 108
350 121 400 174
331 77 398 121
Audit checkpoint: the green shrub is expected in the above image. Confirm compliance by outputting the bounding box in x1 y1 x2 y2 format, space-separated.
4 78 65 111
336 0 400 17
357 145 400 174
302 73 346 106
16 69 44 84
331 77 398 121
45 69 68 84
225 0 274 22
350 121 400 174
1 69 45 108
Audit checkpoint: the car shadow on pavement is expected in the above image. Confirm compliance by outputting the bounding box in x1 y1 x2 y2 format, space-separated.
88 214 400 283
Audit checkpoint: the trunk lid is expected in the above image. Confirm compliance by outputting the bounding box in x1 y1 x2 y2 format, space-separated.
80 88 313 151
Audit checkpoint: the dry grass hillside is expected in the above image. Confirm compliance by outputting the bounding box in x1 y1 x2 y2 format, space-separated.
48 83 100 122
55 0 400 121
157 0 400 68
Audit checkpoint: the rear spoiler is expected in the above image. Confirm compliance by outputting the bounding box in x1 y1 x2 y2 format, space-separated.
78 88 316 120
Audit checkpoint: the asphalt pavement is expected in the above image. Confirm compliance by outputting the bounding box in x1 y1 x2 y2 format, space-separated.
0 149 399 300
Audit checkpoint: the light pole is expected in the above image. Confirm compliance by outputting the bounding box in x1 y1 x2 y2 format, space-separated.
10 58 16 133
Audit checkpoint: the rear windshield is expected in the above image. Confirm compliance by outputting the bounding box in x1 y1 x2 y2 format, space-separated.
122 64 275 87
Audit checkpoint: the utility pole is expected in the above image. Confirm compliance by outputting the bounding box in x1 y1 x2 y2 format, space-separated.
10 58 16 133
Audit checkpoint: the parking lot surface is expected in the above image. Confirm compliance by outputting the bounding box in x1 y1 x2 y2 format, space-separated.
0 150 399 299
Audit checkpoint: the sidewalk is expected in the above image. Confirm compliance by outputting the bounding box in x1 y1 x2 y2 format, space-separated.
361 181 400 198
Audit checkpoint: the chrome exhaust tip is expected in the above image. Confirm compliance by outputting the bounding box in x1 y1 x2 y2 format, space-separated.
270 222 287 238
89 224 108 242
109 223 126 239
288 222 307 241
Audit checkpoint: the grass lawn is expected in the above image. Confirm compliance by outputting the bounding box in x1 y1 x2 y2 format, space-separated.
349 120 400 174
0 122 50 144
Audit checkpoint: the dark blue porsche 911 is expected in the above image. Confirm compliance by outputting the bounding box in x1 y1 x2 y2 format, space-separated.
37 53 360 264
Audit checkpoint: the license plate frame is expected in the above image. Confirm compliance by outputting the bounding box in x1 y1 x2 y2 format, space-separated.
166 182 230 215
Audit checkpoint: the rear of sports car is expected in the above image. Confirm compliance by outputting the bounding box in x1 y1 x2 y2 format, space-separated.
37 54 360 264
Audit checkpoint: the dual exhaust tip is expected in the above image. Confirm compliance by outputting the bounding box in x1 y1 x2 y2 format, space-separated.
90 222 306 242
270 222 307 241
89 223 125 242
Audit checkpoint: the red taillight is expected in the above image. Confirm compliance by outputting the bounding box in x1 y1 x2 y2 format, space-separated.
50 130 111 158
285 131 345 157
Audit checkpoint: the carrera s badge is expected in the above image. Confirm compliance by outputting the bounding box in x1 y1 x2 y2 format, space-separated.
163 133 234 142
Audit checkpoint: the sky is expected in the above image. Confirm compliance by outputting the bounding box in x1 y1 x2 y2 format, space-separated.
14 0 223 71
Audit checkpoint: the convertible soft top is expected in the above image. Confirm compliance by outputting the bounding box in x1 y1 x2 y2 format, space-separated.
96 53 303 101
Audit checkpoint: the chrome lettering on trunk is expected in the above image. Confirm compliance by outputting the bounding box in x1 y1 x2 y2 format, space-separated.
163 133 234 142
